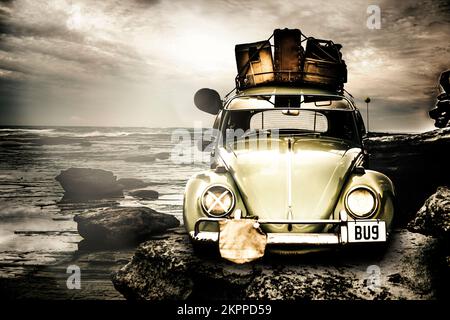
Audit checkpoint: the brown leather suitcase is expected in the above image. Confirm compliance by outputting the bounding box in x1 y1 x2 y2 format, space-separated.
273 28 304 82
302 58 347 87
303 38 347 89
235 41 274 89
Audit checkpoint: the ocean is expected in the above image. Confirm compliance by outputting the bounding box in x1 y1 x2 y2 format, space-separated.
0 126 208 277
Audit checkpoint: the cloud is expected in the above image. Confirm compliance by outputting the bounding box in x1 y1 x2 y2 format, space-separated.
0 0 448 131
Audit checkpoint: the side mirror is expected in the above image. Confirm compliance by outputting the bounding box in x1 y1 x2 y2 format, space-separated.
194 88 222 115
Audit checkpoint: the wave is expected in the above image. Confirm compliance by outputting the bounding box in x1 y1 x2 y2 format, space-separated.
0 127 176 139
0 128 56 136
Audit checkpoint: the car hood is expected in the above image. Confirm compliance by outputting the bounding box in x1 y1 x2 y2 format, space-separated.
219 137 362 232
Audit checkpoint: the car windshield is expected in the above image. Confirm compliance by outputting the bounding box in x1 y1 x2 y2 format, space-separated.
220 108 359 145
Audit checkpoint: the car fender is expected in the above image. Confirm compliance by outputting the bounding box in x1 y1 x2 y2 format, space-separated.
183 170 248 233
333 169 395 230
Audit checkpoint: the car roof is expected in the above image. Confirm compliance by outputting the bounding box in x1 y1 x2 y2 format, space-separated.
225 86 356 111
233 86 344 97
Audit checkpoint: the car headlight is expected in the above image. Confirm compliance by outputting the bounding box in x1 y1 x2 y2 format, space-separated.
201 185 235 217
345 187 378 218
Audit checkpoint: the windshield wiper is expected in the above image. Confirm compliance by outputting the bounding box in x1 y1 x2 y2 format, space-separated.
285 132 321 138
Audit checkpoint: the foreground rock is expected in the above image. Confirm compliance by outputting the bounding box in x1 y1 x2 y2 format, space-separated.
408 186 450 238
74 207 180 248
112 229 440 300
366 128 450 224
55 168 124 199
408 186 449 271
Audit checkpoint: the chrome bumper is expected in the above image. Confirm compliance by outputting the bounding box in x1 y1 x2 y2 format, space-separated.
190 211 381 246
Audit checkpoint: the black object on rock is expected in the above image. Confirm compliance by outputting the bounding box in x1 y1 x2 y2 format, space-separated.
55 168 124 199
429 70 450 128
74 207 179 248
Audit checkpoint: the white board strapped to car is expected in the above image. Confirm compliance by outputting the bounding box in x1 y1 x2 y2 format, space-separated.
234 28 348 92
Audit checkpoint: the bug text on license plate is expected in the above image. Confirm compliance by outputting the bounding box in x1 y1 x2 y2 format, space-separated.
347 220 386 243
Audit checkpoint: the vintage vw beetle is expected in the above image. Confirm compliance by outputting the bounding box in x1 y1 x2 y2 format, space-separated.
183 86 395 255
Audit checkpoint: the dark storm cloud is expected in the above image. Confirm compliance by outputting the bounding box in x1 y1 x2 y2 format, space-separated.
0 0 448 130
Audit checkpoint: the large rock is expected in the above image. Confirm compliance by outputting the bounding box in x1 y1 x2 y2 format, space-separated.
55 168 124 199
112 229 440 300
408 186 450 238
366 128 450 224
74 207 180 248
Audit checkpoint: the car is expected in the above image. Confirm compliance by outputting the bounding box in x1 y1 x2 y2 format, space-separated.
183 85 395 257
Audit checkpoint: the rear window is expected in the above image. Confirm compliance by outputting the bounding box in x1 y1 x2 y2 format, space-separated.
250 110 328 132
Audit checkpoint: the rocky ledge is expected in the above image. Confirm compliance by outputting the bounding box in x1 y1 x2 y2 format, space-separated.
112 228 442 300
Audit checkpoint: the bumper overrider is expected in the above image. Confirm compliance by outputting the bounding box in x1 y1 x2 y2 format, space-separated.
190 211 388 246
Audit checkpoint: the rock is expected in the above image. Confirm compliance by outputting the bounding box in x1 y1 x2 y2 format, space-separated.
117 178 150 190
79 141 92 147
123 155 156 163
74 207 179 248
366 128 450 224
55 168 124 199
138 145 151 150
112 229 440 300
130 190 159 200
154 152 170 160
408 186 450 238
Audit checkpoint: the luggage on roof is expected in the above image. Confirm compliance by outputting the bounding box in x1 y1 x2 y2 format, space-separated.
235 41 274 88
303 38 347 88
273 28 304 82
234 28 348 92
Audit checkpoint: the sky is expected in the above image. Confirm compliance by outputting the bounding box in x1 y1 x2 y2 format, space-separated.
0 0 449 132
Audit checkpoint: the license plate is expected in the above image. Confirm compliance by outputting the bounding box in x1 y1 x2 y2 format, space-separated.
347 220 386 243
